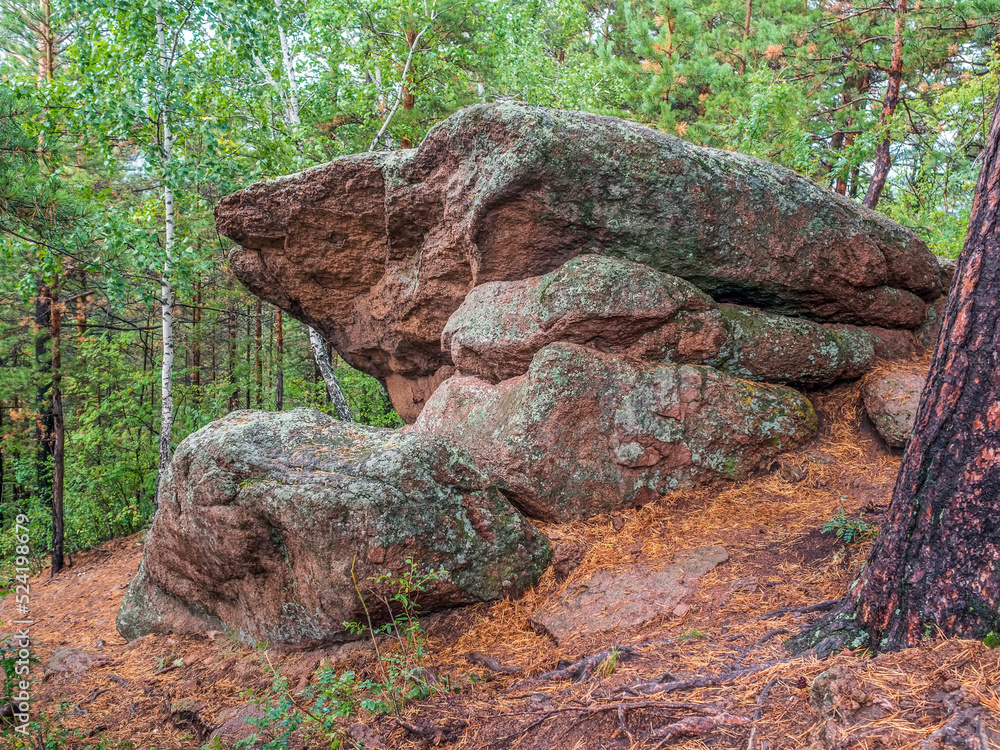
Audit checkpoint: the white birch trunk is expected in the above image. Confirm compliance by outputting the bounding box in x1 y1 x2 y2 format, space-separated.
155 10 175 494
270 6 356 413
309 328 354 422
274 0 300 128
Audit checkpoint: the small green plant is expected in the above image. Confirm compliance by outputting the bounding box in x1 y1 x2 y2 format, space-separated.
984 631 1000 649
596 648 619 678
678 629 708 641
235 558 462 749
821 508 877 544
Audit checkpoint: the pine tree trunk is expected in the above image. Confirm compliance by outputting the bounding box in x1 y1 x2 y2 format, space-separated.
34 284 53 527
50 291 64 575
254 298 263 408
192 280 202 405
863 0 907 210
795 86 1000 655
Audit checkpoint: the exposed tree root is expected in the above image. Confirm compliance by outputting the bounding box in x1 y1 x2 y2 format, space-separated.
609 659 788 697
759 598 842 620
512 646 634 687
649 713 751 748
493 699 744 747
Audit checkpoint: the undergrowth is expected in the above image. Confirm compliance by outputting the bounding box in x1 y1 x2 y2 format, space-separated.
231 559 466 750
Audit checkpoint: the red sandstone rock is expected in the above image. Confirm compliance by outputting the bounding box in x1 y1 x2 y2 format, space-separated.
408 343 817 522
216 103 942 420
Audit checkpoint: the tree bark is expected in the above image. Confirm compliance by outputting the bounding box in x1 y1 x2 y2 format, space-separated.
862 0 907 210
34 284 53 531
155 10 176 500
739 0 752 76
50 290 63 575
309 328 353 422
226 302 237 410
795 87 1000 655
254 298 263 407
192 280 201 404
275 309 284 411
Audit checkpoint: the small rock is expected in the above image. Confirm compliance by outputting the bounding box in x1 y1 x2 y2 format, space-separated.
550 540 585 581
347 723 386 749
862 371 925 448
918 708 996 750
170 698 205 716
43 647 110 678
809 668 843 714
209 704 267 746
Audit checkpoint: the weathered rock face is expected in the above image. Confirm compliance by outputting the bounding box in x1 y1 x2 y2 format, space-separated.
216 103 942 421
409 343 817 522
531 545 728 643
443 255 724 382
862 372 925 448
445 255 877 388
117 409 550 646
709 304 875 386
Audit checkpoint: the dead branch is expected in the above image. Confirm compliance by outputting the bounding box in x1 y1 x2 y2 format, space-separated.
756 628 789 645
746 677 779 750
612 658 788 697
465 651 522 674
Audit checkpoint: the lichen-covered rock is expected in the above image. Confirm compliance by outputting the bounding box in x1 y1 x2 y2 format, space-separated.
443 255 724 382
708 305 875 386
409 343 817 522
216 103 942 421
444 255 875 388
116 409 550 646
862 372 925 448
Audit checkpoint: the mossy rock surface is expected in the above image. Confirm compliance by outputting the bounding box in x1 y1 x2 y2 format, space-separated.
117 408 550 646
410 343 818 522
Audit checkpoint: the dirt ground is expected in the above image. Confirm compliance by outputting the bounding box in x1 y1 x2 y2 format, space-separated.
2 369 999 750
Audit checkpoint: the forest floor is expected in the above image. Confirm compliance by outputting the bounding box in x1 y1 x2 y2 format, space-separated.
3 360 1000 750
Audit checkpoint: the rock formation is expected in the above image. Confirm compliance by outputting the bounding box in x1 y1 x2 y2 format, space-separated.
117 409 550 645
409 342 817 521
216 102 943 421
444 255 877 388
120 103 953 647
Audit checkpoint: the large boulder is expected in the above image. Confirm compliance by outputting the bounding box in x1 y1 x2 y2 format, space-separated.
444 255 876 388
409 343 818 522
117 409 551 646
216 103 942 421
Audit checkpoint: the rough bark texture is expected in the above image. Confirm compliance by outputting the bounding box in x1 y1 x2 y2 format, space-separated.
794 92 1000 655
216 103 942 421
863 0 907 210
